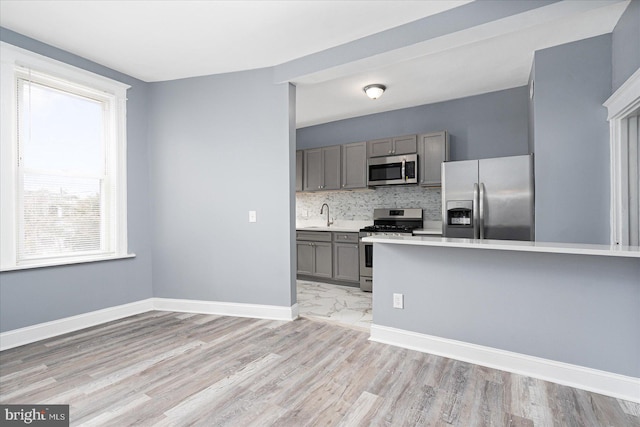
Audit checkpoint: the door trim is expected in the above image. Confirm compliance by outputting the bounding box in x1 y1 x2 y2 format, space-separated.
604 68 640 245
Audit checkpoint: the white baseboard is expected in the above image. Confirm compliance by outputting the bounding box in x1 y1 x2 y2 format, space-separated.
151 297 299 321
0 299 299 351
370 324 640 403
0 299 155 351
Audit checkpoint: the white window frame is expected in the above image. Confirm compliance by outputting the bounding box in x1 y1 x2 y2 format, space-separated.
0 42 133 271
604 67 640 246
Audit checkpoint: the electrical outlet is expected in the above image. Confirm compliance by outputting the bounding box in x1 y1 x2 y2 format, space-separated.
393 293 404 309
249 210 257 223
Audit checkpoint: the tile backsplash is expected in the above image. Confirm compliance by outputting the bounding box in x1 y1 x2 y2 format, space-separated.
296 186 442 223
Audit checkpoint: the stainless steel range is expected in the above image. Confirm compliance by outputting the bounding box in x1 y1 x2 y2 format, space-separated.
359 208 423 292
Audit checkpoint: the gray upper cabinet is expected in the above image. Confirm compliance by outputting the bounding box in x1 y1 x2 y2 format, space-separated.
367 138 393 157
303 146 341 191
392 135 418 155
418 131 450 187
367 135 417 157
296 150 303 192
303 148 323 191
341 141 367 189
323 145 341 190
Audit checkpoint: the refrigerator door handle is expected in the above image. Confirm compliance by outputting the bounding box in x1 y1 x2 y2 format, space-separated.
473 183 479 239
479 182 486 239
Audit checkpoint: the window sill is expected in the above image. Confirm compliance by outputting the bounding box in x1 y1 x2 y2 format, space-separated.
0 253 136 272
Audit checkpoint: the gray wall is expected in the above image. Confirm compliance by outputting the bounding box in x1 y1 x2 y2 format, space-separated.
148 70 296 307
612 0 640 92
373 243 640 377
0 0 631 332
0 27 298 333
297 86 530 162
532 35 612 245
0 28 153 332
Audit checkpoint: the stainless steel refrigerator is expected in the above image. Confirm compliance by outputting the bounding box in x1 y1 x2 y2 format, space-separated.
442 154 534 241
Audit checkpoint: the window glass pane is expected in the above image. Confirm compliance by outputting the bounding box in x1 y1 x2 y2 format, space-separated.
21 174 102 258
19 80 104 174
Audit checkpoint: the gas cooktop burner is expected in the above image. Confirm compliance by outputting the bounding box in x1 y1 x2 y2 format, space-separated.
360 208 424 234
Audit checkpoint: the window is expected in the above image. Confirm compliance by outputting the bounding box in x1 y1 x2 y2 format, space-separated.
0 42 131 270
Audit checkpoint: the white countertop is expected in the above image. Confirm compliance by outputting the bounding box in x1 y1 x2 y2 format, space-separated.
296 226 362 233
296 220 368 233
412 229 442 235
362 235 640 258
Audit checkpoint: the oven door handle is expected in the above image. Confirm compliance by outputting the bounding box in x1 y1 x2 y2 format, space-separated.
401 159 406 181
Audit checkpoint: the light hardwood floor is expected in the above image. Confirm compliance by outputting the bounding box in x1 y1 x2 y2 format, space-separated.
1 312 639 426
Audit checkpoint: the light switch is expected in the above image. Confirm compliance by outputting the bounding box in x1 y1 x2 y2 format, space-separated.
249 211 257 223
393 293 404 309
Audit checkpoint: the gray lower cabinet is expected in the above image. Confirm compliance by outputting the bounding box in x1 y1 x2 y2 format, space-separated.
296 231 359 283
418 131 449 187
303 146 341 191
341 141 367 189
311 242 332 278
296 241 314 275
296 231 333 278
333 233 359 282
296 241 332 278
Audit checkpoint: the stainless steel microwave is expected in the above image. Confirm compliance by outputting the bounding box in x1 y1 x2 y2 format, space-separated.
367 153 418 186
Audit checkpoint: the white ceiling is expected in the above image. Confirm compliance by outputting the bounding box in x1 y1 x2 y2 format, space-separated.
0 0 630 128
294 0 630 127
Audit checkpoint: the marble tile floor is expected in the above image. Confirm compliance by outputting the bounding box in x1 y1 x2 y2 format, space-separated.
296 280 372 330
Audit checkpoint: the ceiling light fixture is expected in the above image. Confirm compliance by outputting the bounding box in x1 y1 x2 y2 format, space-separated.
363 84 386 100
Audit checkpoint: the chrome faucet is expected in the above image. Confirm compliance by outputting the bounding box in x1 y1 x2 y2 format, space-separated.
320 203 333 227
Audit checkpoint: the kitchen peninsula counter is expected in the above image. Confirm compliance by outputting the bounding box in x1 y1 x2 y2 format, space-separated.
362 235 640 258
366 235 640 402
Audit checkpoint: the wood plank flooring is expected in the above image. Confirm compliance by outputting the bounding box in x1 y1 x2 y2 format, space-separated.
1 312 639 426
